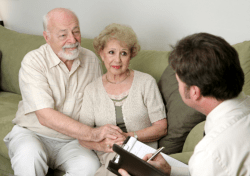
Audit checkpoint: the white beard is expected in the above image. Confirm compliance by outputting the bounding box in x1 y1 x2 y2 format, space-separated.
58 42 80 60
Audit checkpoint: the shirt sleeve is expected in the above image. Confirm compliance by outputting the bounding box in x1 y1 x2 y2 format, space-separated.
143 75 166 123
19 54 54 114
171 166 190 176
188 148 227 176
79 84 95 127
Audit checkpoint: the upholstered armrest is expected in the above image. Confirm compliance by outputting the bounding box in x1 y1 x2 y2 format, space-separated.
182 121 205 153
0 154 13 175
169 121 205 164
169 151 193 165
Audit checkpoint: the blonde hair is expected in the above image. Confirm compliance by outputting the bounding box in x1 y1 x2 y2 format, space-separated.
93 23 141 58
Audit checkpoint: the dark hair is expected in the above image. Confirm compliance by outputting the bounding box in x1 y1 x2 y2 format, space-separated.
169 33 244 101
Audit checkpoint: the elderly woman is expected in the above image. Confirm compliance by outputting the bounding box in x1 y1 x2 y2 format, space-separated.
78 23 167 176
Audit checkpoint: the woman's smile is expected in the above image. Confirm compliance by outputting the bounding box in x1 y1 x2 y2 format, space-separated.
112 65 121 69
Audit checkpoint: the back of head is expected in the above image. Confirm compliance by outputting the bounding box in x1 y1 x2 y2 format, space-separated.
169 33 244 101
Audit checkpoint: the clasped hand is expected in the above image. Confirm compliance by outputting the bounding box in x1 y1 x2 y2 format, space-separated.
98 136 126 152
91 124 127 152
91 124 125 142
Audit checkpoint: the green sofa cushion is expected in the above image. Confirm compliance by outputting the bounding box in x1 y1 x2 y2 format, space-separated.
233 41 250 96
169 151 194 165
130 50 170 83
182 121 205 153
0 26 46 94
158 65 206 155
0 154 13 175
0 92 22 159
0 50 2 91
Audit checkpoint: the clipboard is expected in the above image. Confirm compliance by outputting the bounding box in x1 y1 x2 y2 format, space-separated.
107 142 166 176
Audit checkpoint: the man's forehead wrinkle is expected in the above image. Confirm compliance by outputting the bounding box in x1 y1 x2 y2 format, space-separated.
47 12 79 33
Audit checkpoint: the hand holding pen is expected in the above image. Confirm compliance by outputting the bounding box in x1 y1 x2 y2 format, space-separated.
119 147 171 176
147 146 165 162
142 147 171 175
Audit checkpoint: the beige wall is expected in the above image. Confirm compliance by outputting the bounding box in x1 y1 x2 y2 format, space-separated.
0 0 249 51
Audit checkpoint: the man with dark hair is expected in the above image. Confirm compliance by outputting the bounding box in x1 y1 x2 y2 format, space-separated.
119 33 250 176
170 32 244 101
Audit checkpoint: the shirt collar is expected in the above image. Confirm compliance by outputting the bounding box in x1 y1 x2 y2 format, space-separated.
205 92 247 133
47 44 61 69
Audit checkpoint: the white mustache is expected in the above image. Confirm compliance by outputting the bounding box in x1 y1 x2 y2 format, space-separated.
62 42 79 49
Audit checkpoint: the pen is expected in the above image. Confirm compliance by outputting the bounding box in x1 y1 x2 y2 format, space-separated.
147 146 165 162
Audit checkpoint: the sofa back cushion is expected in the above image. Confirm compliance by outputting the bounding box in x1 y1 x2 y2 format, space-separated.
130 50 169 83
0 50 2 91
233 41 250 96
0 26 46 94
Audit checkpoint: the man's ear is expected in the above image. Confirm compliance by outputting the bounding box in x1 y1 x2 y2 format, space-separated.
43 31 50 44
190 85 202 101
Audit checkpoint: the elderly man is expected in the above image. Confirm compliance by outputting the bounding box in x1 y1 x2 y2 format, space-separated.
4 8 124 176
119 33 250 176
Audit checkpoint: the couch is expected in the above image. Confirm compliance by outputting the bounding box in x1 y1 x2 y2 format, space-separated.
1 25 250 175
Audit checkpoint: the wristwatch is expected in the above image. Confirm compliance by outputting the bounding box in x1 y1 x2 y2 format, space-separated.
133 131 138 139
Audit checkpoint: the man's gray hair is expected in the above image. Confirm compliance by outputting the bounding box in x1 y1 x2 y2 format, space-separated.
42 8 79 32
43 14 49 32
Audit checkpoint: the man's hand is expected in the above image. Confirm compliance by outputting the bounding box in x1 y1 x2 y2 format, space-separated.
118 169 131 176
118 153 171 176
143 153 171 175
90 124 124 142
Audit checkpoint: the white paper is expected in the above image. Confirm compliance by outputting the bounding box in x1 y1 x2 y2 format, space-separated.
117 137 188 168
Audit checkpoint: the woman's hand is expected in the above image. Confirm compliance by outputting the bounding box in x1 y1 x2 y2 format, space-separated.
122 132 130 138
99 135 126 152
129 118 167 143
91 124 124 142
79 127 126 152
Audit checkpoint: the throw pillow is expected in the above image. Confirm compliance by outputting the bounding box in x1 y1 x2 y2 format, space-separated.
158 65 206 155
